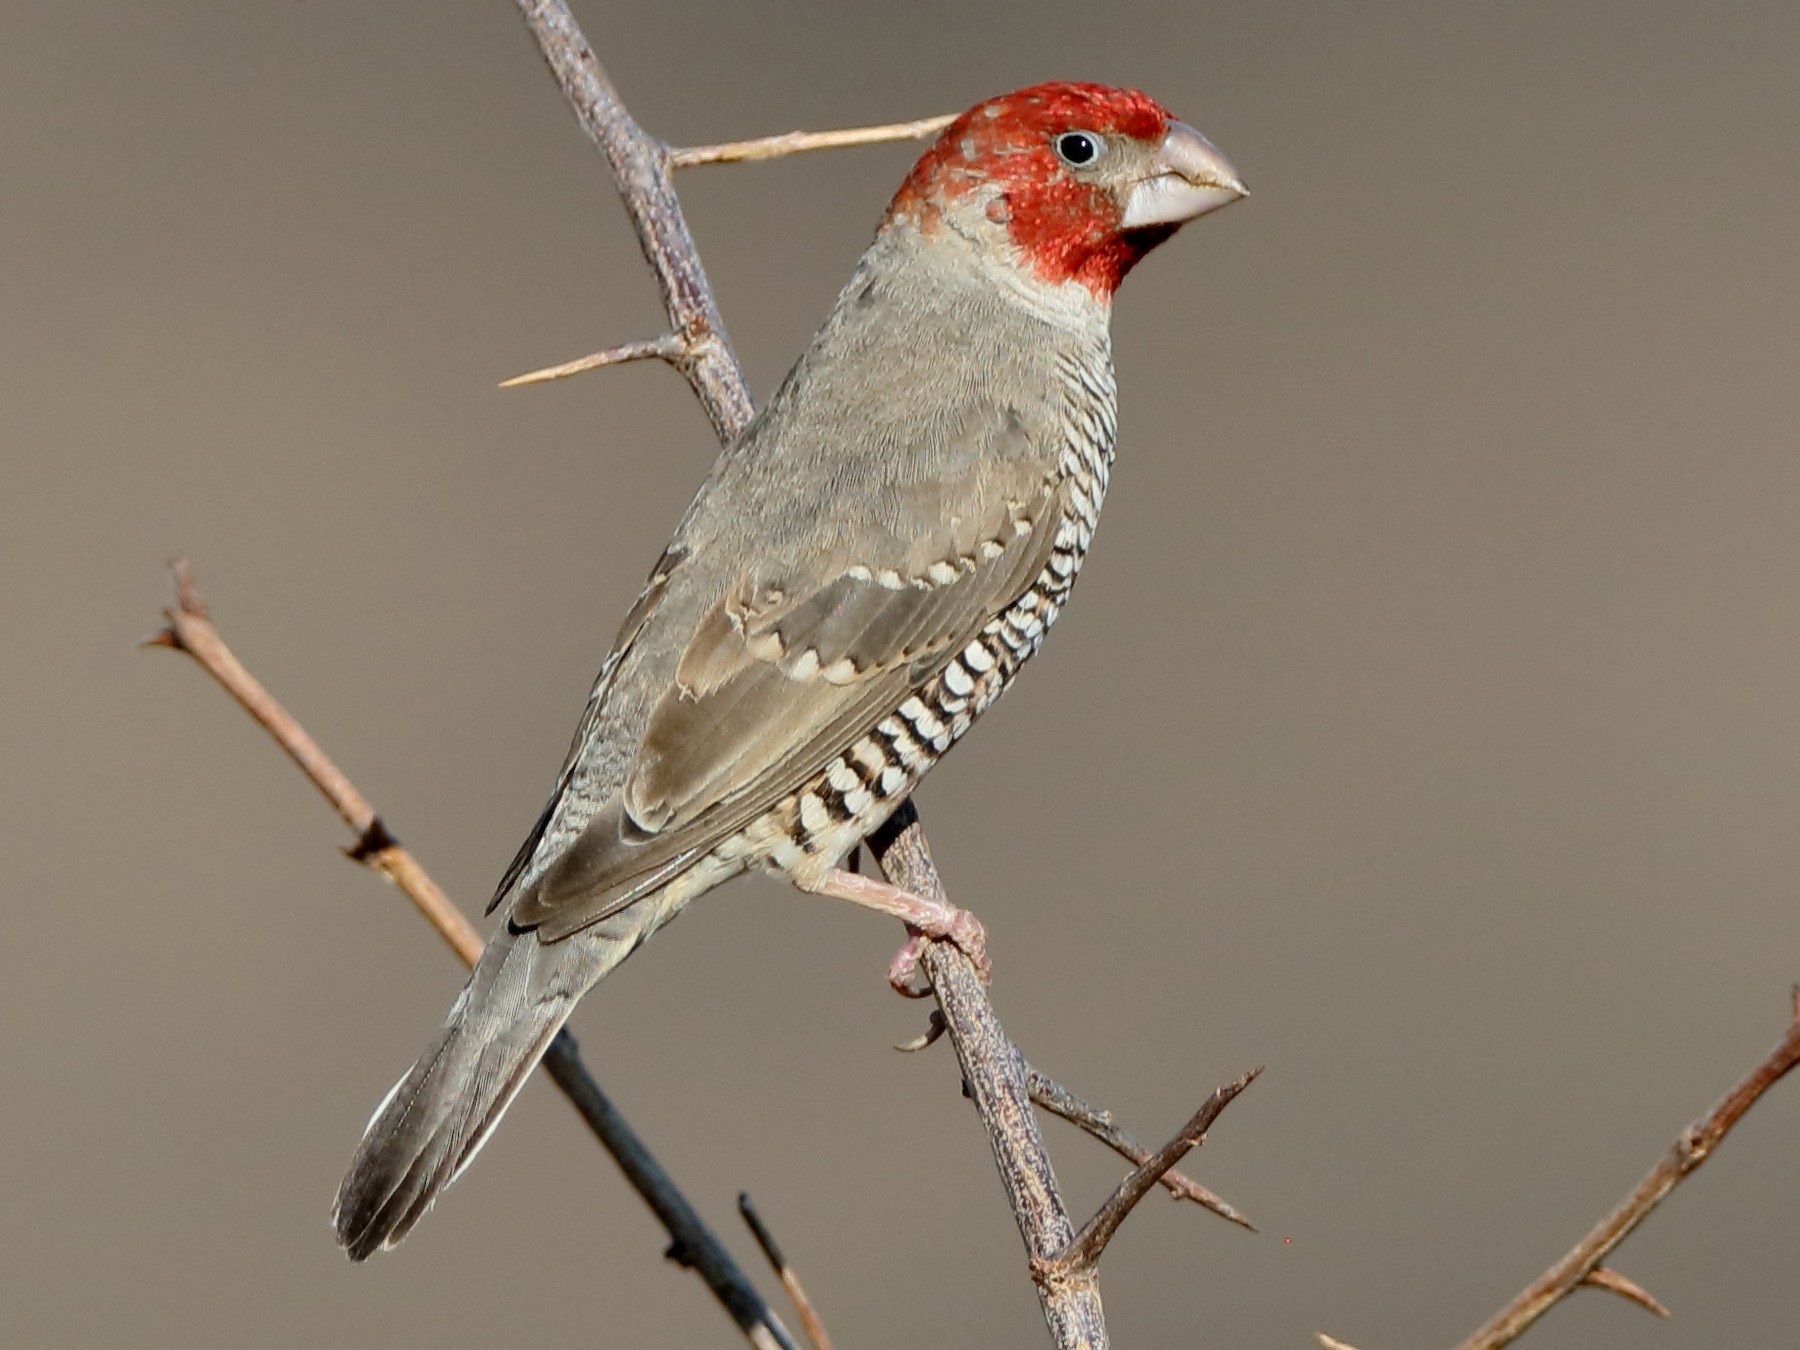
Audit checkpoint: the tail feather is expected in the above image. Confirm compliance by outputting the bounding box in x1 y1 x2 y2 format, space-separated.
333 894 683 1259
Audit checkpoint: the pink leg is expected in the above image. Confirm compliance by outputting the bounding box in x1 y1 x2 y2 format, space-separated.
801 867 990 995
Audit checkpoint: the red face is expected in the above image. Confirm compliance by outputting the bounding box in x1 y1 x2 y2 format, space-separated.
888 82 1243 296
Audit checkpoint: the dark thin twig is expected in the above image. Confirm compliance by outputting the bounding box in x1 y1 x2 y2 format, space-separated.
146 561 797 1350
738 1195 836 1350
1044 1069 1260 1278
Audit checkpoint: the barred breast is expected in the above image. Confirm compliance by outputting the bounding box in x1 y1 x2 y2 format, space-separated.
719 344 1120 888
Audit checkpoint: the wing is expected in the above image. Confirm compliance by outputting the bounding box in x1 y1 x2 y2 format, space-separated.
485 548 682 915
509 472 1070 940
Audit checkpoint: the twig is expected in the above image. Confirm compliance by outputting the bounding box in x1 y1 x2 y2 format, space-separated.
144 559 480 966
145 561 797 1350
500 332 685 389
513 0 751 444
1043 1069 1260 1279
738 1195 835 1350
1320 996 1800 1350
669 114 955 168
1026 1066 1256 1231
1447 1001 1800 1349
867 805 1108 1344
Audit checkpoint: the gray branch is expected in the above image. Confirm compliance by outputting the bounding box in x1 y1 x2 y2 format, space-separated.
510 5 1248 1345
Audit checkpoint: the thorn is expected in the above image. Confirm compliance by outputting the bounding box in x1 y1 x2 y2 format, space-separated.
1582 1266 1670 1318
667 113 956 169
168 555 206 617
139 625 182 650
1316 1335 1363 1350
499 334 684 388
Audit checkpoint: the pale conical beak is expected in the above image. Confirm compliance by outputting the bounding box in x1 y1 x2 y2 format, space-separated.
1120 120 1247 230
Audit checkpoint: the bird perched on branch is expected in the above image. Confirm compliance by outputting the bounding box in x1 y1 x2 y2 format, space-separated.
335 80 1244 1259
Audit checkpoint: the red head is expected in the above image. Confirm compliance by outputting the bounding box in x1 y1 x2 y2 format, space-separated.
887 82 1245 298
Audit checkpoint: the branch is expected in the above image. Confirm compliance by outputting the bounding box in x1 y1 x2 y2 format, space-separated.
143 560 479 966
145 561 797 1350
499 114 955 389
1319 993 1800 1350
511 3 1206 1344
866 804 1108 1343
899 1020 1257 1230
1043 1069 1259 1278
1449 999 1800 1349
669 114 955 168
1026 1065 1256 1230
513 0 751 444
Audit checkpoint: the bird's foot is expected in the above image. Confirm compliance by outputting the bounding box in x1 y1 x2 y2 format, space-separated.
804 866 990 995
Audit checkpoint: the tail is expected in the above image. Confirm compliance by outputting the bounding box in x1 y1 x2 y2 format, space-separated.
332 894 680 1259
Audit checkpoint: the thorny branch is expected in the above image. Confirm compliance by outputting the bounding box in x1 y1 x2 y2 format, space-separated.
1027 1065 1254 1229
509 4 1252 1346
1043 1068 1260 1280
1318 994 1800 1350
145 561 799 1350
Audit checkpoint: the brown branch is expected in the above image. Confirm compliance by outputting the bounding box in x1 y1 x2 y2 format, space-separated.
1448 1001 1800 1349
1321 995 1800 1350
867 805 1108 1344
512 2 1191 1345
144 559 480 967
146 561 797 1350
513 0 751 444
499 332 685 388
669 114 956 168
738 1195 835 1350
1042 1069 1260 1279
1026 1065 1256 1231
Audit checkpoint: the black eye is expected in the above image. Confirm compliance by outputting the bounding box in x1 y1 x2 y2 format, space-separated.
1054 131 1103 167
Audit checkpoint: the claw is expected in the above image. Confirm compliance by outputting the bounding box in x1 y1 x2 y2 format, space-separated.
895 1010 948 1052
888 933 935 997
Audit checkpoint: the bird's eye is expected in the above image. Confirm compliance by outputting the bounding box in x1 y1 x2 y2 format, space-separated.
1053 131 1104 168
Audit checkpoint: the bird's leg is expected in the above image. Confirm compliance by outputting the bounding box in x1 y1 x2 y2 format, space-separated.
800 866 990 995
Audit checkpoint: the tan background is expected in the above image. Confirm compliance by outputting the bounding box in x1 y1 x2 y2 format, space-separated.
6 2 1800 1346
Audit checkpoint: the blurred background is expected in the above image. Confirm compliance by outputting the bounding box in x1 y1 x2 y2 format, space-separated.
6 1 1800 1346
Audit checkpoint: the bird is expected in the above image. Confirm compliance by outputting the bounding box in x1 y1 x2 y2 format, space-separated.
333 80 1244 1260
